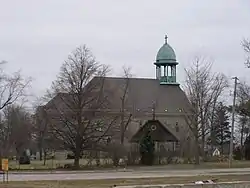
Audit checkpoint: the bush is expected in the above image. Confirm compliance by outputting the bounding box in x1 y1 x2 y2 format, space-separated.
66 153 75 159
19 156 30 165
66 152 83 159
63 163 74 169
127 151 140 165
106 143 126 167
234 146 243 160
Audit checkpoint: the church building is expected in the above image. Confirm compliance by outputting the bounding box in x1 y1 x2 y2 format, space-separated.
41 35 193 159
94 35 192 156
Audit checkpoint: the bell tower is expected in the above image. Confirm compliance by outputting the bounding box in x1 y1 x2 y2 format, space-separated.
154 35 179 85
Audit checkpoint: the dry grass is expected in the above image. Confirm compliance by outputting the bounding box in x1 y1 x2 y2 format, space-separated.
1 174 250 188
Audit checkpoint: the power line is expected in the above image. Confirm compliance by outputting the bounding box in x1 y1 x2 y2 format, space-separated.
229 76 238 168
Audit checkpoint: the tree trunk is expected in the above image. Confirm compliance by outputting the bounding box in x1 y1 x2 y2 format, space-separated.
120 123 125 145
0 150 2 170
74 151 80 169
43 150 47 166
201 128 205 159
221 143 224 154
201 113 206 159
193 127 200 165
120 100 125 145
194 140 200 164
39 148 43 161
241 124 244 147
74 136 81 169
221 131 224 155
210 126 215 155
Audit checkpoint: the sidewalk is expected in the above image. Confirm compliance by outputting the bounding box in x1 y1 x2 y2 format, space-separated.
3 166 250 175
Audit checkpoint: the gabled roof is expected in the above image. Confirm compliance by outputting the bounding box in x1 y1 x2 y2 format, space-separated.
44 76 190 114
130 119 178 143
100 76 190 114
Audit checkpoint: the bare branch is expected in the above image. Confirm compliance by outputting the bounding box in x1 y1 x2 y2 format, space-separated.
0 64 32 110
119 65 133 145
242 39 250 68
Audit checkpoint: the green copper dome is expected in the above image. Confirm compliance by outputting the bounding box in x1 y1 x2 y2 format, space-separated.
155 36 178 65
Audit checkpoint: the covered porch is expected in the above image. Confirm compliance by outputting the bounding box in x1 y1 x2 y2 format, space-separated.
130 119 179 165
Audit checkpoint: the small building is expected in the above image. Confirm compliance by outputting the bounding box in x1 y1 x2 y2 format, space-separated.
130 119 179 164
212 148 221 156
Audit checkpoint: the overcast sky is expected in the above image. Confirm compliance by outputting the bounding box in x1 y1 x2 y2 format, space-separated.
0 0 250 99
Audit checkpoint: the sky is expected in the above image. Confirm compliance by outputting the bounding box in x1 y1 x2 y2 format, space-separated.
0 0 250 101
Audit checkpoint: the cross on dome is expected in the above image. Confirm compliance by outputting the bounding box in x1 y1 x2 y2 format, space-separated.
165 35 168 44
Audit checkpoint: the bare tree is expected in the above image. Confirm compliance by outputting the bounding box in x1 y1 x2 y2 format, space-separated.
0 62 31 110
120 66 133 145
33 98 60 165
32 98 46 161
45 45 118 168
106 66 134 166
242 39 250 68
0 105 32 159
182 96 200 164
34 105 50 162
236 115 249 148
233 81 250 150
0 62 31 168
0 113 10 158
183 57 228 162
237 81 250 103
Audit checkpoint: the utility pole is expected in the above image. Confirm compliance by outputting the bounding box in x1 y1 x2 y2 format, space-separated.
229 76 238 168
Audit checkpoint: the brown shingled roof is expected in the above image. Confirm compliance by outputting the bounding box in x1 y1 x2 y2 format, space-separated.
44 76 189 113
101 76 190 114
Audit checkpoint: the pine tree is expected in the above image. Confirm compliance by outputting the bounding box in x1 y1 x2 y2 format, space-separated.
139 130 155 165
211 102 231 154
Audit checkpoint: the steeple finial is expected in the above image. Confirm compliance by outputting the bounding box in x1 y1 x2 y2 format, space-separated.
165 35 168 44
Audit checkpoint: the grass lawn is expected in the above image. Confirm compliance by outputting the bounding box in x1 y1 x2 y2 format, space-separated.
162 160 250 169
8 159 250 171
9 159 114 170
1 174 250 188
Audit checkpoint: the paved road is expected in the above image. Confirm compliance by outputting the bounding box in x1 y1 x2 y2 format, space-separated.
2 168 250 181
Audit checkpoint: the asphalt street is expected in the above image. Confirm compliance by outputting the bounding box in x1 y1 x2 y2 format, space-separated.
1 168 250 181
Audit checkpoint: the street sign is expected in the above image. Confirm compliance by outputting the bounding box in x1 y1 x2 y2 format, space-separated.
1 159 8 171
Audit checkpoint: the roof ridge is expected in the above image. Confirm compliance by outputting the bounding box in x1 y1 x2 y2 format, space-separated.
96 76 157 81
